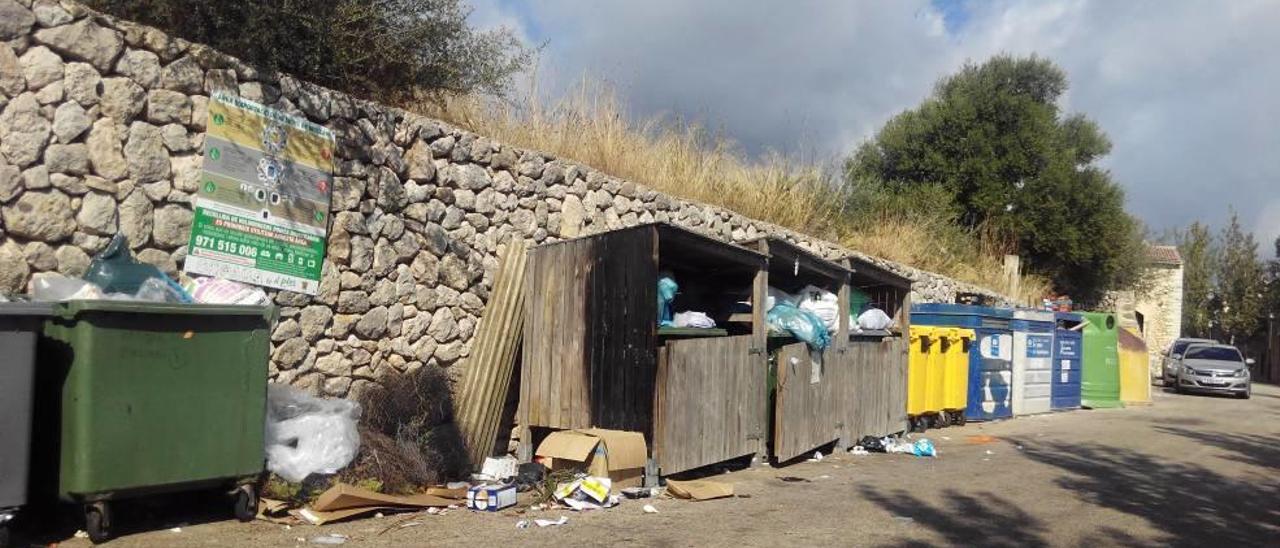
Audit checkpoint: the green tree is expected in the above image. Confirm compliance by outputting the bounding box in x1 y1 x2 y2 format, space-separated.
86 0 533 101
1176 221 1217 338
846 54 1143 304
1216 213 1265 344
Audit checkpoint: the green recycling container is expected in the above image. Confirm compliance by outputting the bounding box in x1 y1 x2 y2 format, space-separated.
1080 311 1122 409
34 300 274 542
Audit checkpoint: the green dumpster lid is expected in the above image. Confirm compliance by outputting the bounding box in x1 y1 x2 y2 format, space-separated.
0 301 55 316
52 299 277 321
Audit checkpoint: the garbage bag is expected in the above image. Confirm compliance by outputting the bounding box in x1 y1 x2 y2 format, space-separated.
30 272 106 301
82 234 193 303
912 439 938 457
766 301 830 351
658 274 678 327
857 435 886 453
265 384 362 483
856 308 894 331
797 284 839 330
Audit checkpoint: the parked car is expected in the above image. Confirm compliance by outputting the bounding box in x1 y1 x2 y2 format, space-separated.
1174 343 1253 399
1161 337 1217 385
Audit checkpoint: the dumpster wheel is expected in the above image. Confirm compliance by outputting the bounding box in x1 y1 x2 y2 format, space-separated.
233 484 258 522
84 502 111 544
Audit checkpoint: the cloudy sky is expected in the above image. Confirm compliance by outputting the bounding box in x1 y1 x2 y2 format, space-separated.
469 0 1280 252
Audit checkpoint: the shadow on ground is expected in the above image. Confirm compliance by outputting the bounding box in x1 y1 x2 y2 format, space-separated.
1008 437 1280 547
1152 426 1280 471
858 486 1051 548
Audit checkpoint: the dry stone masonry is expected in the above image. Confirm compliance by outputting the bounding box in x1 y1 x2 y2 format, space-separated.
0 0 1011 399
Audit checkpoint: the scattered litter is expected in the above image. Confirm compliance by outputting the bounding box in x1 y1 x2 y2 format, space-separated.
534 516 568 527
554 476 620 510
985 450 995 455
642 504 659 514
467 484 517 511
308 534 349 545
516 520 529 529
850 446 869 456
807 451 824 462
621 487 652 499
856 436 887 453
74 530 89 539
778 476 811 483
941 436 951 441
514 462 548 492
265 385 362 483
1016 445 1024 451
169 527 183 533
474 455 519 482
667 479 734 500
966 435 999 445
536 429 648 491
893 515 916 524
427 507 441 515
817 475 831 479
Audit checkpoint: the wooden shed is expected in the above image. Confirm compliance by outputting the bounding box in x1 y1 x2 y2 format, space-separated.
744 237 852 462
833 255 913 443
518 223 769 476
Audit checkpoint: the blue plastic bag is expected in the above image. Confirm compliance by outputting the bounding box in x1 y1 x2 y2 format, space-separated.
657 275 678 327
911 439 937 457
766 301 830 351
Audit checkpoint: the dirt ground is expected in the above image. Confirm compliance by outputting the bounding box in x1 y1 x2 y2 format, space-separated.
14 383 1280 547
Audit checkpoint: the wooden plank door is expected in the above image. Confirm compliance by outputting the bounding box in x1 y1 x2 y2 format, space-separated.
654 335 766 476
773 342 840 462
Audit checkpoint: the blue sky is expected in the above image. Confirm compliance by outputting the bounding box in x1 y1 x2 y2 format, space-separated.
469 1 1280 253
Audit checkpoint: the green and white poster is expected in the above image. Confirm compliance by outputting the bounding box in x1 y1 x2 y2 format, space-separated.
184 92 335 294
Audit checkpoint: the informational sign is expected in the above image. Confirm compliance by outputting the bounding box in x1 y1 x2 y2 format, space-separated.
184 92 335 294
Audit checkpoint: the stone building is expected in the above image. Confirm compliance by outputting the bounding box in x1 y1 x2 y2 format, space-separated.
1134 244 1184 376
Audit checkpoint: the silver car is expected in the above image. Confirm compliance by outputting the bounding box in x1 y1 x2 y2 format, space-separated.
1174 343 1253 399
1161 337 1216 385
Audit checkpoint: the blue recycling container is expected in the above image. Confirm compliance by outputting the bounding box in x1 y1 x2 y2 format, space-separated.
1052 312 1083 410
911 304 1013 421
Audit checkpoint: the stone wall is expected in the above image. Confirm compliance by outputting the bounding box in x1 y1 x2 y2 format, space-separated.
0 0 1011 399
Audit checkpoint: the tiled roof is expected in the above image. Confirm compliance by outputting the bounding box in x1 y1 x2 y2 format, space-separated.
1146 244 1182 266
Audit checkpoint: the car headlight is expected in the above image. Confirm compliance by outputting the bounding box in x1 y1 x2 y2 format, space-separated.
1235 369 1249 377
1184 367 1202 376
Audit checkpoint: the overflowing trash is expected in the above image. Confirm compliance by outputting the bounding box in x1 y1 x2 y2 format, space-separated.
855 308 894 332
767 301 831 351
181 276 271 305
855 436 937 457
265 385 362 483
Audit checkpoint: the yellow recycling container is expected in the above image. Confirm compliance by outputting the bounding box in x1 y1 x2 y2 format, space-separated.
942 328 974 424
908 326 934 418
1118 327 1152 405
925 328 948 414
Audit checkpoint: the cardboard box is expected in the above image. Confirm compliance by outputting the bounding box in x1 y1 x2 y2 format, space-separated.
534 428 648 491
467 484 517 511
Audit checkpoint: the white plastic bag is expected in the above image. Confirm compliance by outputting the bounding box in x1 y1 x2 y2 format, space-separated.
265 384 362 483
797 284 839 330
672 311 716 328
856 308 894 331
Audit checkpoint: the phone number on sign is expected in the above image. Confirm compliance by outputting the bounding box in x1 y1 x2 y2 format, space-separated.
193 234 260 259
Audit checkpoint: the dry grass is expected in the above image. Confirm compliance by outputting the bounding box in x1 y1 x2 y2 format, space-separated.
412 80 1049 301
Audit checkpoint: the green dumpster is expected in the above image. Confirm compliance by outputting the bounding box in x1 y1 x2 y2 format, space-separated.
1080 311 1122 409
34 300 274 543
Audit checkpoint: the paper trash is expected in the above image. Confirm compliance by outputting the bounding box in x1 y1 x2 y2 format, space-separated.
553 476 620 510
296 483 455 525
467 484 517 512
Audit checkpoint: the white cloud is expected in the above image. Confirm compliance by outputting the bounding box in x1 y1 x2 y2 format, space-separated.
468 0 1280 251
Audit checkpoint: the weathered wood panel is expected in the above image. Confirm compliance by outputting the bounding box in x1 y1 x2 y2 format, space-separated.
655 335 765 475
520 238 594 432
773 342 840 461
837 334 909 442
457 241 529 468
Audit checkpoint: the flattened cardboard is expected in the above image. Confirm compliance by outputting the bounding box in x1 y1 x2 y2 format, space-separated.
535 428 648 490
666 479 734 501
298 483 456 525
